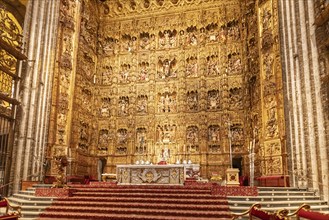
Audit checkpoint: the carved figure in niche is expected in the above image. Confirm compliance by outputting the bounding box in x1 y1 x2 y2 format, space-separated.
100 97 110 117
80 121 89 142
207 90 220 110
265 96 278 138
156 125 164 142
164 124 176 143
229 87 243 110
158 92 176 113
262 9 272 31
231 126 243 141
187 91 198 111
186 126 198 144
121 34 137 52
157 58 177 79
149 34 156 50
63 34 73 55
178 30 186 48
137 95 148 113
206 23 218 42
118 96 129 115
186 26 198 46
117 129 128 144
139 32 150 50
139 61 149 81
263 54 274 80
199 27 206 45
101 65 112 85
227 19 240 41
157 124 176 143
227 52 242 75
158 30 177 48
206 54 220 76
161 147 170 162
185 56 198 77
218 24 227 43
98 129 109 150
136 128 147 153
120 64 130 83
129 36 137 52
103 37 118 55
208 125 220 142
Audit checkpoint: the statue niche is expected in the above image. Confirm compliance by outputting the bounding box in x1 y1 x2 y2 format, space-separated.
207 89 220 110
100 97 110 117
139 32 151 50
119 63 131 83
206 54 220 76
227 51 242 75
100 65 113 85
98 128 109 151
118 96 129 116
208 125 220 142
101 36 119 56
158 29 177 49
116 128 128 154
186 126 198 144
121 34 137 52
229 87 243 110
185 56 198 77
186 26 198 46
136 95 148 114
157 92 177 113
205 23 219 43
138 61 149 82
186 90 198 112
157 57 177 79
136 127 147 154
156 124 176 143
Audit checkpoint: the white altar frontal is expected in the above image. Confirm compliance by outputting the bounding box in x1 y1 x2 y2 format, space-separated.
116 164 200 185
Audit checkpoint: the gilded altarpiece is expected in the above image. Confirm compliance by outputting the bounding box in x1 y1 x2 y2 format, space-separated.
93 0 248 179
47 0 286 181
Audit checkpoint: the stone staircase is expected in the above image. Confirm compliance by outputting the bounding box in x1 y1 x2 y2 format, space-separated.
7 185 329 220
228 186 329 218
7 184 54 220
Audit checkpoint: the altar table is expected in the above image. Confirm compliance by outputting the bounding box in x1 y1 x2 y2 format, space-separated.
117 164 189 185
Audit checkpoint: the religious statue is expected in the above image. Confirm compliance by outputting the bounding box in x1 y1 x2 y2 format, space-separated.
52 154 68 188
161 147 170 162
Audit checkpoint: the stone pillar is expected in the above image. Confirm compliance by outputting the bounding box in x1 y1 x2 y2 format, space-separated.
279 0 328 201
11 0 60 193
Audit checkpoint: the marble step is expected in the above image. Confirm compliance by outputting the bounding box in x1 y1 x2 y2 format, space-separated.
227 195 321 201
8 196 53 206
228 199 327 207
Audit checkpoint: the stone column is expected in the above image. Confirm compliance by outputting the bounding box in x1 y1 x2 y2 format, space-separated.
11 0 60 193
279 0 328 201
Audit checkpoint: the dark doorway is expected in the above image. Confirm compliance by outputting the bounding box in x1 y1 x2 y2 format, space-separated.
232 157 242 176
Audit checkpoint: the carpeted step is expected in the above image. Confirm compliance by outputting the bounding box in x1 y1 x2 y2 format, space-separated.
40 206 233 219
55 196 228 205
39 211 232 220
72 187 212 194
71 192 219 200
49 201 229 211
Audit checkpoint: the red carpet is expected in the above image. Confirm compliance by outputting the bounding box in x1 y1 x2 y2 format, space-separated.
38 183 256 219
